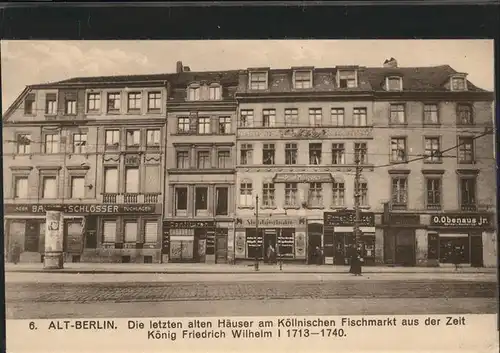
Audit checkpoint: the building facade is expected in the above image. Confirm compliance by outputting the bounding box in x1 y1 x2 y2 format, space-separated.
3 77 167 263
163 63 239 263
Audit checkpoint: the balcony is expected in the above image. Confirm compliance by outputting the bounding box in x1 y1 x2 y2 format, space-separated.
102 193 161 204
461 204 478 212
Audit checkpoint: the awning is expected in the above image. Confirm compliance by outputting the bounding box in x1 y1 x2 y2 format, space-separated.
334 226 376 233
273 173 333 183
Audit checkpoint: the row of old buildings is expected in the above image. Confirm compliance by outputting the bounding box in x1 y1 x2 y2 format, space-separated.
3 58 497 267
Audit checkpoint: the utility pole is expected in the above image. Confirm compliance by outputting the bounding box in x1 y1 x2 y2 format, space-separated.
353 157 362 251
254 195 259 271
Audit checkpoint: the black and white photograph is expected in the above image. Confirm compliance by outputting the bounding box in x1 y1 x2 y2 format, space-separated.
2 40 497 323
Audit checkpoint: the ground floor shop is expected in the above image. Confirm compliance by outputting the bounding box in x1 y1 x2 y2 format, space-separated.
4 203 163 264
162 219 234 264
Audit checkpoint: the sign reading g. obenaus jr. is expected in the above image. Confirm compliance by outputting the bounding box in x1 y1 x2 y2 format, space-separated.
430 214 491 227
4 204 158 214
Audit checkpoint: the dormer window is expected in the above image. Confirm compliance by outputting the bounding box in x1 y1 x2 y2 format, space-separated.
451 76 467 91
294 70 312 89
386 76 403 91
249 71 268 90
337 70 357 88
188 86 200 101
209 85 222 100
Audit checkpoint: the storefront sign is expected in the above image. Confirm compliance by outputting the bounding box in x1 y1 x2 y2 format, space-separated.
238 127 373 139
389 214 421 226
430 214 491 228
273 173 333 183
236 217 306 228
163 220 216 229
5 204 158 214
324 211 375 227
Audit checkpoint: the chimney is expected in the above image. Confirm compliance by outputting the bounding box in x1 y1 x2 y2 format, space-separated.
176 61 183 73
383 57 398 68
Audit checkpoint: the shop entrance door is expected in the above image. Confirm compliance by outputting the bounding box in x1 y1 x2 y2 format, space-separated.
470 236 483 267
334 233 348 265
215 234 228 264
308 235 322 264
264 229 277 263
394 230 416 266
439 236 469 264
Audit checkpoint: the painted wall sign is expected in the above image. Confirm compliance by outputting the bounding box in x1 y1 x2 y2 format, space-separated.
235 217 306 228
164 220 216 229
430 214 491 228
389 214 421 226
273 173 333 183
324 211 375 227
238 127 373 139
4 204 158 214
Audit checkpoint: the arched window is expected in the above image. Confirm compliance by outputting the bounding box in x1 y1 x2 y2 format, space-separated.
208 84 222 100
187 84 200 101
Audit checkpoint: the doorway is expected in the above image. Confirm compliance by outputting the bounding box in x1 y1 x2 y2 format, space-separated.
334 233 349 265
263 229 277 263
215 233 228 264
470 235 483 267
307 223 323 264
394 230 416 266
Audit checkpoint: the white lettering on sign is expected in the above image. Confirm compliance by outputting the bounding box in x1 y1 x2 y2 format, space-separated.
432 215 490 227
238 127 373 139
245 218 298 227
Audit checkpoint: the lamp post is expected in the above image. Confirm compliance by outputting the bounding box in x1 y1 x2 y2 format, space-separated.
353 157 363 260
254 195 259 271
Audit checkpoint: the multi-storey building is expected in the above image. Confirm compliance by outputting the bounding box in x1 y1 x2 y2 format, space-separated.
3 75 167 263
163 62 239 263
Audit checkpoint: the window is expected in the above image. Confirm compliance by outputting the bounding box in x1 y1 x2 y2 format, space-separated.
387 77 402 91
460 178 476 211
198 117 211 134
424 137 441 162
426 178 441 210
391 177 408 209
175 188 188 211
218 117 231 134
45 94 57 115
195 187 208 211
332 180 345 207
239 182 253 207
146 129 161 147
452 77 466 91
309 108 322 126
353 108 367 126
390 104 406 124
42 176 57 199
308 183 323 207
107 93 121 112
197 151 211 169
65 100 76 115
209 86 222 100
240 110 254 127
24 94 35 115
249 72 267 90
338 71 357 88
44 134 59 154
177 117 191 133
294 71 312 89
457 104 473 124
127 92 141 111
331 108 344 126
148 92 161 111
262 143 275 165
176 151 189 169
309 143 322 165
424 104 439 124
124 221 138 243
188 87 200 101
262 182 275 207
16 134 31 154
87 93 100 112
102 220 117 243
217 151 231 169
104 168 118 193
354 142 367 164
390 138 407 162
14 176 28 198
144 221 158 243
284 109 298 126
331 143 345 164
105 130 120 149
355 181 368 206
126 130 141 147
285 143 298 165
262 109 276 127
73 133 87 154
240 144 253 165
285 183 298 206
125 167 139 193
216 187 229 215
71 176 85 199
458 137 474 163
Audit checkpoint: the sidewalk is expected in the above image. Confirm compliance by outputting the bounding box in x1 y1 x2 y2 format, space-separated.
4 262 497 274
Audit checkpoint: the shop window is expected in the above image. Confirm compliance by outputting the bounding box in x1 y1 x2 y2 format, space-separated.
262 143 275 165
124 221 138 243
102 220 117 243
246 229 263 259
439 235 469 264
332 143 345 164
215 187 229 216
309 143 322 165
262 109 276 127
285 143 298 165
195 187 208 213
278 228 295 258
144 256 153 263
175 188 188 214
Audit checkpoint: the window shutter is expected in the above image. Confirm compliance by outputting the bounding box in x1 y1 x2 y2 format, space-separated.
144 221 158 243
103 221 116 243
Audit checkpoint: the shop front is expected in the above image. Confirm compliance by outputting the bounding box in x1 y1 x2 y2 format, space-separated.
233 216 307 263
428 213 494 268
323 211 376 266
383 214 421 267
4 203 162 264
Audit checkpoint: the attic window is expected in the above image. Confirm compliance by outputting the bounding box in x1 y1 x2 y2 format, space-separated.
386 76 403 91
249 71 268 90
338 70 357 88
209 85 222 100
24 93 35 115
188 85 200 101
451 77 467 91
294 70 312 89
